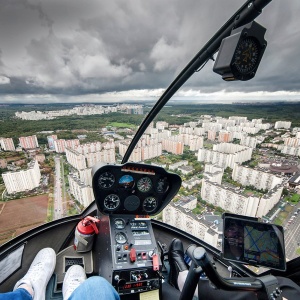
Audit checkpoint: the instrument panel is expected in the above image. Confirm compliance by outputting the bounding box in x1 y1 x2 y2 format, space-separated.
92 162 181 215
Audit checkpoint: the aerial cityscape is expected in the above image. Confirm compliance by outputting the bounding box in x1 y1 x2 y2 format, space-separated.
1 102 300 262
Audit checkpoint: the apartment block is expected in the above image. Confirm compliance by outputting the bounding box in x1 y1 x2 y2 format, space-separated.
156 121 169 130
2 160 41 194
275 121 291 129
201 179 283 218
68 175 94 207
281 146 300 157
161 139 183 155
218 130 233 143
0 137 15 151
203 164 224 184
66 142 115 170
197 143 252 169
163 202 219 248
54 139 80 153
19 135 39 149
232 163 283 190
240 136 257 148
182 177 202 189
229 116 247 125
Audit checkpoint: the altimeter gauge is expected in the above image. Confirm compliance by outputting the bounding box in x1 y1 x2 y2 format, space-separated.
98 172 115 189
137 177 152 193
143 197 157 213
104 194 120 211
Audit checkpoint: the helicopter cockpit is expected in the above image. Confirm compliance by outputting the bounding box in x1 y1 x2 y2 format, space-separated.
1 0 300 299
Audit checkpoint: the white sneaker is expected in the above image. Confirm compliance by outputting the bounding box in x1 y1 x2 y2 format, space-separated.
63 265 87 300
14 248 56 300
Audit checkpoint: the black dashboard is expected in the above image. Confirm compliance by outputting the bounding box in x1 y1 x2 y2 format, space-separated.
92 162 182 215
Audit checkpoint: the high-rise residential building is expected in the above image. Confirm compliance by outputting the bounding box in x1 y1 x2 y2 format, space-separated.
201 179 283 218
163 201 219 248
197 143 252 169
68 175 94 207
240 136 257 148
218 130 233 143
66 142 115 170
2 160 41 194
0 137 15 151
54 139 80 153
207 130 217 141
19 135 39 149
229 116 248 125
274 121 292 129
156 121 169 130
161 139 184 155
232 163 283 191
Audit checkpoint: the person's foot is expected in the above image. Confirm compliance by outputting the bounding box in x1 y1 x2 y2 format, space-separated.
168 238 188 290
63 265 87 300
13 248 56 300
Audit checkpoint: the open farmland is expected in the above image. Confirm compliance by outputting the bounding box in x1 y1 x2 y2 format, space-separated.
0 195 48 245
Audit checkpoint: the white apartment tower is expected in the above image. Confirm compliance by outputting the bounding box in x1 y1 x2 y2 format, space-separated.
2 160 41 194
232 164 283 191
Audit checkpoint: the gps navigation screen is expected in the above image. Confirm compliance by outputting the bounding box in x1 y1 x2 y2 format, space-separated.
244 225 282 268
223 216 286 271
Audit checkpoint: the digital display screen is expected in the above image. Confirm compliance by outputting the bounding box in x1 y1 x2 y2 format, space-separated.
223 216 286 271
122 282 147 290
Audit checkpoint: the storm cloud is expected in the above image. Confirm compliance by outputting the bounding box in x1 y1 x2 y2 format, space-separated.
0 0 300 103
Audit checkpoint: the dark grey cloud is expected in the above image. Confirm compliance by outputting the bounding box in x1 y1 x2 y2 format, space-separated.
0 0 299 102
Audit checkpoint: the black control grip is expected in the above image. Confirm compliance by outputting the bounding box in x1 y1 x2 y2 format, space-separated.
185 245 263 292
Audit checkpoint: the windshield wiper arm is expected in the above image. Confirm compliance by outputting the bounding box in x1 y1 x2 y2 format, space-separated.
122 0 272 164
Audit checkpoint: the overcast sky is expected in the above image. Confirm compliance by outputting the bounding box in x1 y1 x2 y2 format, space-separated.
0 0 300 104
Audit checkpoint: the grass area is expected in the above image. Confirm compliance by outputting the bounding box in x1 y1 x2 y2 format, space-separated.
297 248 300 255
273 217 283 226
108 122 136 128
47 193 54 222
284 193 300 204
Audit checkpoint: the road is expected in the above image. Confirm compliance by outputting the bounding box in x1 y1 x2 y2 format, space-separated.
284 205 300 260
53 156 65 220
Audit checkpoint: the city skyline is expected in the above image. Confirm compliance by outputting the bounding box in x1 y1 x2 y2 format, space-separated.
0 0 300 103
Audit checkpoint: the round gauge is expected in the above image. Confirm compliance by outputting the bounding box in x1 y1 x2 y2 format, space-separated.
232 37 260 75
119 175 135 189
156 177 169 193
143 197 158 213
98 172 115 189
137 177 152 193
114 218 126 229
115 232 127 244
104 194 120 211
